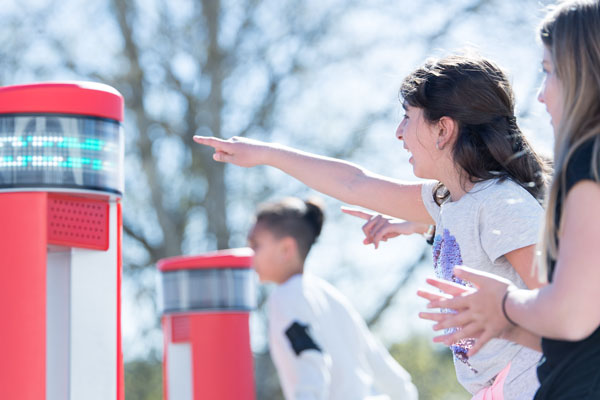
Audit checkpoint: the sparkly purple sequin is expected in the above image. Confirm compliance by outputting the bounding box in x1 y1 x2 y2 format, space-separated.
432 229 467 285
432 229 477 373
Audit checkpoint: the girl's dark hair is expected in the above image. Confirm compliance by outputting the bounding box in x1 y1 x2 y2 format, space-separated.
255 197 325 260
400 55 550 205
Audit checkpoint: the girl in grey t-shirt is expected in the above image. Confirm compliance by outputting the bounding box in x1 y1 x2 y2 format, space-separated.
194 55 549 399
346 179 544 398
422 179 543 398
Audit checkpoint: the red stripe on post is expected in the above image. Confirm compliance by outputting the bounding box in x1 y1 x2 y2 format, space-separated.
0 193 47 400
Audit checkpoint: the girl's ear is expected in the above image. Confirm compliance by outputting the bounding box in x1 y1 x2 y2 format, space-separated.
436 116 458 150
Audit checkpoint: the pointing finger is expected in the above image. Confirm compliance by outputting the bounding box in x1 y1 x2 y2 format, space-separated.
340 207 373 220
193 135 225 146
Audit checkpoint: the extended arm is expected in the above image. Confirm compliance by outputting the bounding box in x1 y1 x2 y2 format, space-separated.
194 136 433 223
505 181 600 340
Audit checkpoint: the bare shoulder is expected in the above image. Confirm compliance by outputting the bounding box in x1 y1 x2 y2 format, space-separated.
565 180 600 210
561 180 600 241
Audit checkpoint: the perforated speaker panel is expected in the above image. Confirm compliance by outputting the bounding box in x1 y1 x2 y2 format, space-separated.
47 194 109 250
171 315 191 343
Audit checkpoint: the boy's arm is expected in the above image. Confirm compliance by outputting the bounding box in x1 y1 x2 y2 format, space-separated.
270 319 331 400
360 324 418 400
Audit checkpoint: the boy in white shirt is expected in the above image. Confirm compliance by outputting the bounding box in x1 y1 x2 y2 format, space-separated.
248 197 418 400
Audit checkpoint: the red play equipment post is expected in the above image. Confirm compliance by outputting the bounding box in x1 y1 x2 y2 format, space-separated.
0 82 125 400
158 248 257 400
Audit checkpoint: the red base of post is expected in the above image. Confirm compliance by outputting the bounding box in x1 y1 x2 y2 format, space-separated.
163 313 256 400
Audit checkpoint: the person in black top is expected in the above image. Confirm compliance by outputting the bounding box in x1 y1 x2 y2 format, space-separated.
417 1 600 399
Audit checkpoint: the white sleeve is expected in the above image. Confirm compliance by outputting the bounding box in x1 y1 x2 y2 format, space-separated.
269 297 331 400
292 351 332 400
363 332 418 400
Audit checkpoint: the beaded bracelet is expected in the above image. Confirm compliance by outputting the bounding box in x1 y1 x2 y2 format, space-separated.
502 288 518 326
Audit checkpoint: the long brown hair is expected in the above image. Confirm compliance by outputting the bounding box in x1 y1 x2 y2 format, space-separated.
400 55 550 205
538 0 600 280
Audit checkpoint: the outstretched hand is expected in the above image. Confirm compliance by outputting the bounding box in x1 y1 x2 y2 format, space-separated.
341 206 428 249
417 266 517 357
193 135 269 167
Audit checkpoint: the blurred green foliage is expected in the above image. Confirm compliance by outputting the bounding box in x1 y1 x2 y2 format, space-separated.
124 355 163 400
124 335 469 399
390 336 470 400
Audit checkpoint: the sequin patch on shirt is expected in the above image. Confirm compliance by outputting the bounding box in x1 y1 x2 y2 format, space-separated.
432 229 477 373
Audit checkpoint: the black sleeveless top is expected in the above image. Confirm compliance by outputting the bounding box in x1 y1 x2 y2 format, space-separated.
535 140 600 399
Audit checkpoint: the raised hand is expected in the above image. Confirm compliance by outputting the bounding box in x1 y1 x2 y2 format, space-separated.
341 206 429 249
193 135 270 167
417 266 517 357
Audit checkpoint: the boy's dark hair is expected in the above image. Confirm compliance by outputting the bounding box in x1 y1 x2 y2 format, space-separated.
400 55 551 205
255 197 325 261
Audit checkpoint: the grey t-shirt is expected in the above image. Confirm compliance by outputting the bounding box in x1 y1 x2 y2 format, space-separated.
421 179 543 399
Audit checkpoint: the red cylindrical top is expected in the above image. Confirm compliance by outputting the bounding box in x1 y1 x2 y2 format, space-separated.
157 248 254 272
0 82 124 121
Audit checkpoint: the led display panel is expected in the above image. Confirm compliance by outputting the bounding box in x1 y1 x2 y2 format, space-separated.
0 114 124 195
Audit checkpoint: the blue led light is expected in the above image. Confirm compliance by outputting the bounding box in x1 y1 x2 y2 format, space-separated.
4 135 110 151
55 137 105 151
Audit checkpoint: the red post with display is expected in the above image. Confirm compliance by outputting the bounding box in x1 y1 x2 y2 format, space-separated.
157 248 256 400
0 82 125 400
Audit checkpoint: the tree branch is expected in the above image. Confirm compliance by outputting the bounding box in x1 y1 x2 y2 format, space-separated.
366 245 429 327
123 220 162 261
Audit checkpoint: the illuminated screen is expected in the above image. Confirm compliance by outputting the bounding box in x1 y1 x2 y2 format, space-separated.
0 114 123 195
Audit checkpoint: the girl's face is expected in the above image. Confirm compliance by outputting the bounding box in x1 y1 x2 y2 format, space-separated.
396 104 439 178
247 223 284 283
537 46 564 136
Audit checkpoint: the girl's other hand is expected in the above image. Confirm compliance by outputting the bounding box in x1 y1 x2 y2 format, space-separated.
193 135 269 167
341 206 428 249
418 266 516 357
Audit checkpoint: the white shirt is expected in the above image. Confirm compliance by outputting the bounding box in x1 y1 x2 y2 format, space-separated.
268 274 418 400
